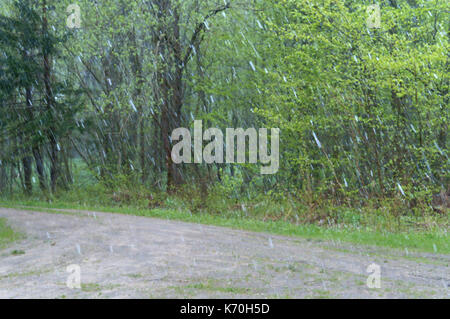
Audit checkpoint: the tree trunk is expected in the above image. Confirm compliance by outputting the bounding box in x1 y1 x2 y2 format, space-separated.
130 29 147 183
22 154 32 195
22 88 34 195
33 146 47 192
154 0 183 189
42 0 59 193
0 161 6 193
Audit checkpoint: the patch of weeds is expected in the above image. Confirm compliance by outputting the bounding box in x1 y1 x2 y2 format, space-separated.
81 283 102 292
0 268 51 280
323 244 448 267
126 273 145 279
268 292 294 299
81 283 119 293
287 264 304 273
355 280 366 286
309 289 332 299
10 249 25 255
171 278 253 295
0 218 23 248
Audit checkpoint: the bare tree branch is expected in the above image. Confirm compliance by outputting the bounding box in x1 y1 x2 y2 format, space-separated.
182 2 232 69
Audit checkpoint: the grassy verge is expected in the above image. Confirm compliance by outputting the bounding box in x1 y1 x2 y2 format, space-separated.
0 198 448 254
0 217 22 249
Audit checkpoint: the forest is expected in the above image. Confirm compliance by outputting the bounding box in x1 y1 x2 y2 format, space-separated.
0 0 448 234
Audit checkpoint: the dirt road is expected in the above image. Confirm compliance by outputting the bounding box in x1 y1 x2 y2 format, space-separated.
0 207 448 298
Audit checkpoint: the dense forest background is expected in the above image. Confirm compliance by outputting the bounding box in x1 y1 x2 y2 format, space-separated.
0 0 448 226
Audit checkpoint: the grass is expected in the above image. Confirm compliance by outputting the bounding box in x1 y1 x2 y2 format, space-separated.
322 245 449 266
10 249 26 255
81 283 101 292
80 282 120 293
309 289 333 299
0 197 448 254
0 165 448 255
170 278 253 295
0 268 51 280
0 217 22 249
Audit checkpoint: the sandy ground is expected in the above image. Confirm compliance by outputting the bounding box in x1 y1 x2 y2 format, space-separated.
0 207 448 299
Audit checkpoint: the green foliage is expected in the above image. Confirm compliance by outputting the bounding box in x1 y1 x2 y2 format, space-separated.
0 0 447 236
0 218 21 248
251 0 448 203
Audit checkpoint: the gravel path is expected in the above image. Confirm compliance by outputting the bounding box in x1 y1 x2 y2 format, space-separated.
0 207 448 299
